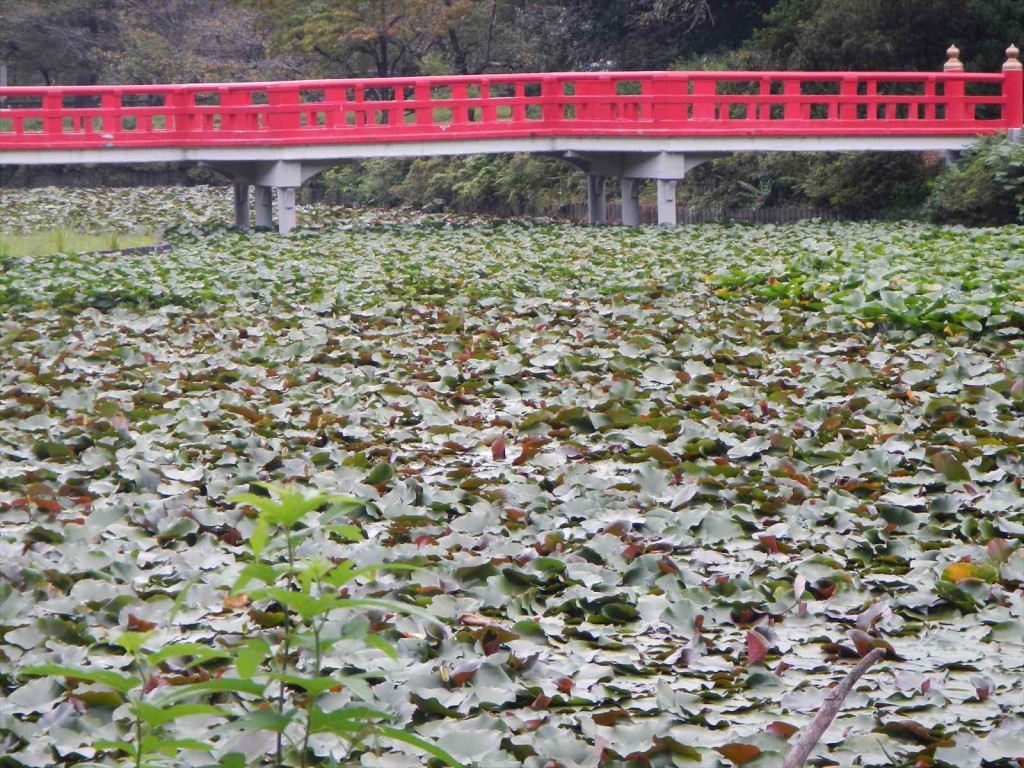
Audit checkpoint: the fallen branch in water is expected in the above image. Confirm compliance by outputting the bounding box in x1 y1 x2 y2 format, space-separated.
781 647 887 768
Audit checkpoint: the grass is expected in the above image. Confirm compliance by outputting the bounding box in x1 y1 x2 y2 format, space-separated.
0 228 157 257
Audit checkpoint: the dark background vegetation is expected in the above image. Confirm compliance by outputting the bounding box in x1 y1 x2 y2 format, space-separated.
2 0 1023 224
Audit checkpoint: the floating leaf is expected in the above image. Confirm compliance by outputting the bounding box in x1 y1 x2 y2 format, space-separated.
715 743 762 765
941 562 997 584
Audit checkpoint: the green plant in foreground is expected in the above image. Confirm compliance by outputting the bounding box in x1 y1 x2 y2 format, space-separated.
23 484 461 768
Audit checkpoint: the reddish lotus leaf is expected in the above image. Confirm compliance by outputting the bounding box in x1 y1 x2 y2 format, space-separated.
491 435 506 460
223 594 249 610
813 579 836 599
555 677 573 694
220 527 243 546
592 710 630 727
766 721 799 739
847 629 876 657
27 483 61 513
746 630 770 664
622 543 644 560
143 675 166 694
449 659 482 687
715 743 762 765
126 613 157 632
530 693 552 710
970 676 994 701
512 438 545 466
657 556 680 574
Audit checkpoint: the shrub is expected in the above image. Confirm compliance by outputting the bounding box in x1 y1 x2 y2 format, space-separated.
677 151 939 216
927 134 1024 226
315 155 583 216
800 151 941 216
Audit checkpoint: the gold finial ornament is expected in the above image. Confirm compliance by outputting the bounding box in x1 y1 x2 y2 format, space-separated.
945 44 964 71
1004 44 1022 71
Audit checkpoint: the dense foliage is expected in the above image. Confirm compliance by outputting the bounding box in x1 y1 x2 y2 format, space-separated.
927 134 1024 227
1 188 1022 767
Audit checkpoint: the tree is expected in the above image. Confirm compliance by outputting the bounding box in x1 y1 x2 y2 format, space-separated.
241 0 508 78
0 0 117 85
103 0 277 84
750 0 1024 72
553 0 776 70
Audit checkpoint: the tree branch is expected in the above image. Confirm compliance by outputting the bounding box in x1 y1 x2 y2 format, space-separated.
781 648 887 768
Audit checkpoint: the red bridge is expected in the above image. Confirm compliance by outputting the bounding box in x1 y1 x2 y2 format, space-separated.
2 45 1020 230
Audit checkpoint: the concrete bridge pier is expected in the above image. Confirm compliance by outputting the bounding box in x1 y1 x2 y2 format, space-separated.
254 186 274 229
587 174 608 225
276 188 297 233
565 151 717 226
232 183 250 230
211 160 331 233
657 180 679 226
620 178 642 226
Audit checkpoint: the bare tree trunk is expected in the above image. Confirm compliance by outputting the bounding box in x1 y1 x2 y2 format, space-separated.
781 648 887 768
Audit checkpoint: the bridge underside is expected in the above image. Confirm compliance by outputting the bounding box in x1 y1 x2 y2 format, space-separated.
0 134 979 232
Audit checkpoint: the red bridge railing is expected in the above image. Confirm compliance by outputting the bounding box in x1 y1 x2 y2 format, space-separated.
1 55 1021 151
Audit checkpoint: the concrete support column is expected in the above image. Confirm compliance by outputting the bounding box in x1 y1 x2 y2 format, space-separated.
276 187 297 234
620 178 642 226
656 179 679 227
232 183 250 230
587 174 607 225
254 186 273 229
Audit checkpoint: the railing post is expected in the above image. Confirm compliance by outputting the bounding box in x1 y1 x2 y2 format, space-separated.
783 79 802 121
268 86 299 131
944 44 966 123
101 92 120 135
325 86 345 129
839 77 858 121
415 79 431 126
169 89 194 136
1003 44 1023 136
651 75 685 123
43 91 63 136
692 77 716 120
575 75 614 122
221 88 251 132
451 82 468 125
480 80 495 124
541 76 562 123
